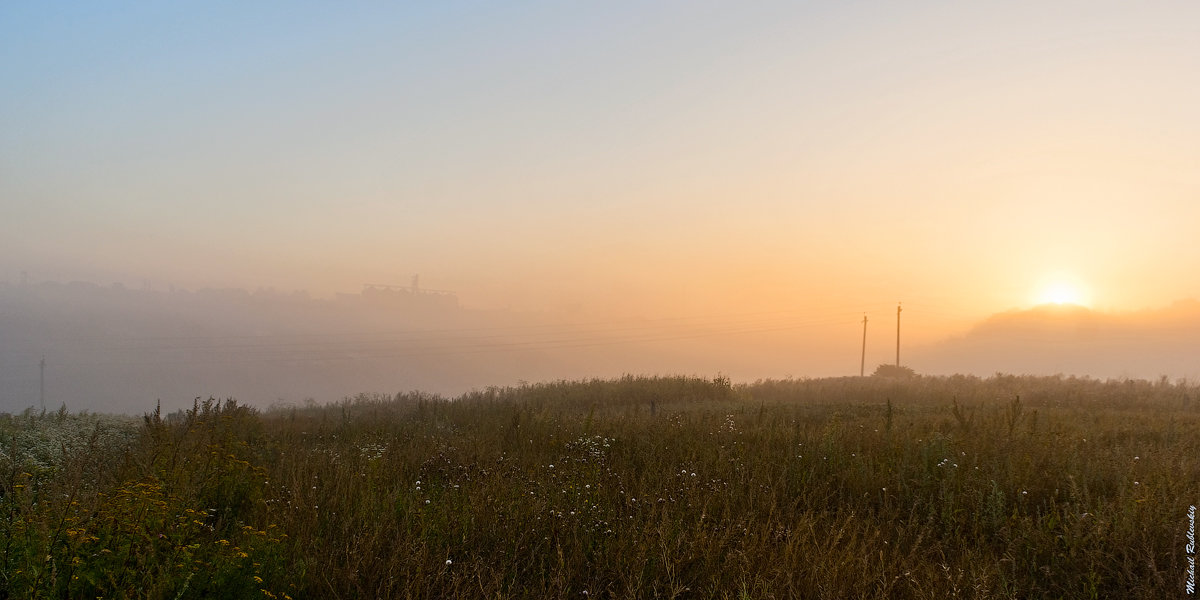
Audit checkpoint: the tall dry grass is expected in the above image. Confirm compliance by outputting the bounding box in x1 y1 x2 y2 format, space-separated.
3 374 1198 598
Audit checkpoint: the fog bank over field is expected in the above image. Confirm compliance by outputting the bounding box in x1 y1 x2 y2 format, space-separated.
0 281 855 413
911 300 1200 382
2 280 1199 414
6 3 1200 415
0 281 579 413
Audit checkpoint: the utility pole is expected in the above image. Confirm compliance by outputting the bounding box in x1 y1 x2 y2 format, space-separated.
860 314 868 376
895 302 902 367
39 356 45 411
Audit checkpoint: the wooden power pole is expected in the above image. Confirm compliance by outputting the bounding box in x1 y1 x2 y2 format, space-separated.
40 356 45 411
895 302 902 367
860 314 868 376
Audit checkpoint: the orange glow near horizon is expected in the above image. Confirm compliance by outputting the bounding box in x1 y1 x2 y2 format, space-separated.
1033 277 1091 308
3 2 1200 341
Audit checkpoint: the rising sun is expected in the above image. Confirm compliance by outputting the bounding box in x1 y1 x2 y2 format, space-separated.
1034 280 1090 307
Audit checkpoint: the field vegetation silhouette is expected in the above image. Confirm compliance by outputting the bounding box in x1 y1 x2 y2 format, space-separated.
2 374 1196 598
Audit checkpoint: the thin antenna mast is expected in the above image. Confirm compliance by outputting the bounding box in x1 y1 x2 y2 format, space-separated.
860 314 868 376
39 356 45 411
896 302 902 367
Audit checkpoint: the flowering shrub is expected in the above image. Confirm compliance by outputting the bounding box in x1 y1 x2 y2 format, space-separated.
0 399 293 599
0 409 137 476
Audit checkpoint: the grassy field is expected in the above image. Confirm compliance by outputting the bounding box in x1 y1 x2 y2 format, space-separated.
2 374 1198 598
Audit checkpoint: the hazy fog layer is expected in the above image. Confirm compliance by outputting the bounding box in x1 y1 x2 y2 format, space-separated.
3 3 1200 325
0 281 871 412
3 4 1198 404
919 301 1200 381
2 281 1197 414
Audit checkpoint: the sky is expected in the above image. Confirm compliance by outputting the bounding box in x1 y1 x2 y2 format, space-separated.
4 1 1200 353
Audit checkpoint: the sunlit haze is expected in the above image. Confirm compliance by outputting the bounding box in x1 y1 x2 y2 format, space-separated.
3 2 1200 410
1034 277 1091 307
